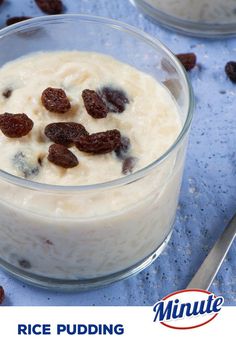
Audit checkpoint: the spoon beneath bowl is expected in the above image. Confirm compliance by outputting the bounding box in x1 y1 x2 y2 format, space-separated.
187 213 236 290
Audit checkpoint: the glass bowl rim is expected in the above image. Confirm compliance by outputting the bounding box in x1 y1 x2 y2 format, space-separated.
0 14 194 193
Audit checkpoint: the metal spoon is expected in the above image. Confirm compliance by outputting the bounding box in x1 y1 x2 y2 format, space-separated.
187 213 236 290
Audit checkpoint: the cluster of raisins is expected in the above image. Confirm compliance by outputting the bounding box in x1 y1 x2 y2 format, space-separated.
40 86 131 168
2 50 233 175
0 85 133 171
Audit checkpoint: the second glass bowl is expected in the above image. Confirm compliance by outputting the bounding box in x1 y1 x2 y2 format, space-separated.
131 0 236 37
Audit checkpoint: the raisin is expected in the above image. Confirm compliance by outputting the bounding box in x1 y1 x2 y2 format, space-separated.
0 113 33 138
48 144 79 168
41 87 71 114
0 286 4 305
100 87 129 113
122 157 137 175
2 88 12 98
6 17 32 26
82 89 108 119
176 53 197 71
115 135 130 159
13 152 40 178
19 259 31 269
35 0 63 14
225 61 236 83
45 122 88 146
76 129 121 154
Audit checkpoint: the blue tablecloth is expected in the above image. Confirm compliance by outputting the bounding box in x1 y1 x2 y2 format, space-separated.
0 0 235 306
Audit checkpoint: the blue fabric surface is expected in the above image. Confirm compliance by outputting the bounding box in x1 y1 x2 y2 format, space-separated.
0 0 235 306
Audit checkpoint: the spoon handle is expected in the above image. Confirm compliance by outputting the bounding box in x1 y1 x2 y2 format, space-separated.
187 213 236 290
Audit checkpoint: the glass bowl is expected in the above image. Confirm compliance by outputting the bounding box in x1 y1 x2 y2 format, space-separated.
0 14 193 290
131 0 236 37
